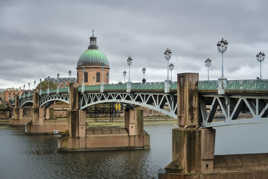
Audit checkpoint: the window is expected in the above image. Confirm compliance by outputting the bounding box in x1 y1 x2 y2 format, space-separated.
96 72 100 82
106 72 109 83
84 72 88 83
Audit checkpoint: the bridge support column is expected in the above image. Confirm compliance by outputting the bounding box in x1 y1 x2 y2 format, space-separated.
160 73 216 178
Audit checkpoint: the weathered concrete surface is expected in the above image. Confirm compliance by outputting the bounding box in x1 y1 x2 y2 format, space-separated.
58 128 150 152
25 120 68 135
58 106 150 152
160 153 268 179
9 119 31 126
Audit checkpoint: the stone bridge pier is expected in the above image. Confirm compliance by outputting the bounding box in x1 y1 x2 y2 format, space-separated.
9 96 33 126
25 90 68 135
159 73 268 179
58 83 150 152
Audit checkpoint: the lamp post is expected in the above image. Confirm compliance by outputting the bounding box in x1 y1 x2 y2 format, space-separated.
127 57 133 92
123 70 127 83
82 67 85 93
142 67 146 84
205 58 212 81
169 63 174 82
256 51 265 80
39 79 42 95
68 70 72 78
47 76 50 94
33 80 36 89
100 65 104 93
164 48 172 93
217 38 228 94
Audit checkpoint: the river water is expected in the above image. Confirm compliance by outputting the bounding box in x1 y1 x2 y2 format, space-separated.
1 123 268 179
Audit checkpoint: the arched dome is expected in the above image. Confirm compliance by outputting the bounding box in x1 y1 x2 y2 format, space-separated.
77 33 109 68
77 49 109 67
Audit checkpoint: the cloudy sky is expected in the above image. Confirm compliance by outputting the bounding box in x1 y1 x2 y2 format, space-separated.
1 0 268 88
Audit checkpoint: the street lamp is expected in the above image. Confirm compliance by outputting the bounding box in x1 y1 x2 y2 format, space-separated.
217 38 228 94
68 70 72 78
142 67 146 84
256 51 265 79
123 70 127 83
164 48 172 80
164 48 172 93
127 57 133 92
100 65 104 93
82 67 85 93
205 58 212 81
39 79 42 95
168 63 174 82
33 80 36 89
47 76 50 94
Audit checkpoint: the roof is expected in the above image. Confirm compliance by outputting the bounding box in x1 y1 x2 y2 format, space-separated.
77 49 109 67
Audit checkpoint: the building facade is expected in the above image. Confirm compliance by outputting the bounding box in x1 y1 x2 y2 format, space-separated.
76 34 110 85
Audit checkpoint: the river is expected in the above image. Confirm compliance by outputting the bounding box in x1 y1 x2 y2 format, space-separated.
1 123 268 179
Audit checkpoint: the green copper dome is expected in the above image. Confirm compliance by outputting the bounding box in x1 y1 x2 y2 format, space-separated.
77 34 109 67
77 49 109 67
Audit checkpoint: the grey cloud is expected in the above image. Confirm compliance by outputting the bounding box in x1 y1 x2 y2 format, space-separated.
1 0 268 88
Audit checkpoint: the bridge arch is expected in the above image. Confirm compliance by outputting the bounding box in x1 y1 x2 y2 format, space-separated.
40 94 69 108
80 92 177 119
20 100 33 108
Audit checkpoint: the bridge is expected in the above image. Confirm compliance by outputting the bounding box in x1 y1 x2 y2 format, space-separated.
9 73 268 178
14 79 268 127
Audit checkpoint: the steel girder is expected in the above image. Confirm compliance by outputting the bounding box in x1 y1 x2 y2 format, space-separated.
40 93 69 107
80 92 177 118
200 94 268 127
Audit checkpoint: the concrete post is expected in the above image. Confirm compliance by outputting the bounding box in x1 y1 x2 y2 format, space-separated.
68 83 86 138
13 95 19 120
177 73 199 128
32 90 40 123
124 106 144 136
165 73 215 175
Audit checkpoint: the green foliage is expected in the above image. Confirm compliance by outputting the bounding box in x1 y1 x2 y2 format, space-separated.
37 81 58 90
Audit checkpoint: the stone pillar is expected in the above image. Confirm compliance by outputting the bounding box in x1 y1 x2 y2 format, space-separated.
68 83 86 138
19 108 23 120
165 73 215 175
124 106 144 136
39 107 45 123
177 73 199 128
32 90 40 123
13 95 19 120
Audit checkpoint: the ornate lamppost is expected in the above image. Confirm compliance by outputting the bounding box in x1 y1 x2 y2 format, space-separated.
164 48 172 93
33 80 36 90
142 67 146 84
127 57 133 92
205 58 212 81
39 79 42 95
100 65 104 93
82 67 85 93
123 70 127 83
169 63 174 82
47 76 50 95
217 38 228 94
56 73 60 94
256 51 265 80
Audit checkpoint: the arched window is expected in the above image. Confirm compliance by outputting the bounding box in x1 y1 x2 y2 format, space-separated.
84 72 88 83
96 72 100 82
106 72 109 83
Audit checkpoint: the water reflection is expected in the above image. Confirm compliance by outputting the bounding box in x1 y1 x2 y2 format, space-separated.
0 125 174 179
1 123 268 179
